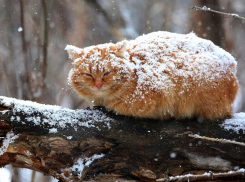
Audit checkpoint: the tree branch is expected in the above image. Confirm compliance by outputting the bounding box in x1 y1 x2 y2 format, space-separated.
188 134 245 147
157 169 245 182
191 6 245 21
0 96 245 181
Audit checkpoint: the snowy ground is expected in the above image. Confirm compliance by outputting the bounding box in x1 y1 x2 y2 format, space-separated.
221 112 245 134
0 166 58 182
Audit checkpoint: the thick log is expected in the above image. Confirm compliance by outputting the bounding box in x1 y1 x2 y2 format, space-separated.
0 96 245 182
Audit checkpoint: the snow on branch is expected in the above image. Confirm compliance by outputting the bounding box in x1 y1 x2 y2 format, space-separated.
0 96 114 134
191 6 245 21
0 131 19 156
188 134 245 147
157 169 245 182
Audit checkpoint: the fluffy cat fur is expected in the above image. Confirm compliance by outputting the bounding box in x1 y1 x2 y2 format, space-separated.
66 31 239 120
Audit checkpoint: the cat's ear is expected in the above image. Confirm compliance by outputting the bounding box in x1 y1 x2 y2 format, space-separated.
65 45 83 61
115 41 128 58
110 41 128 58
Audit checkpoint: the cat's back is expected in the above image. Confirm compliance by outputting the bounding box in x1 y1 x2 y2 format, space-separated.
122 31 237 93
120 31 239 119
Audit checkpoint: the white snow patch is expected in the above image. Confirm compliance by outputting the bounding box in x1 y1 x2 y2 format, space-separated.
0 131 20 156
66 136 73 140
226 168 245 175
61 154 105 179
49 128 58 133
0 96 114 131
0 168 11 182
169 173 193 181
231 13 239 17
170 152 177 158
203 172 211 176
238 168 245 173
202 6 211 11
18 27 23 32
168 168 245 181
183 150 231 170
221 112 245 134
65 45 83 57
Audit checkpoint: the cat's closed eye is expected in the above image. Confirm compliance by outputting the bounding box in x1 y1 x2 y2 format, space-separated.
103 71 111 77
84 73 93 78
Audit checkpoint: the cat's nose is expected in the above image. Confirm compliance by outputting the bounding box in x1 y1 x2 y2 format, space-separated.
95 82 103 89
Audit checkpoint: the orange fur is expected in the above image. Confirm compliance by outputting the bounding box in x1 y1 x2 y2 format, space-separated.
66 31 239 120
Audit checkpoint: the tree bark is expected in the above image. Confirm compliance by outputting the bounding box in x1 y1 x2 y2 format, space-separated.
0 96 245 182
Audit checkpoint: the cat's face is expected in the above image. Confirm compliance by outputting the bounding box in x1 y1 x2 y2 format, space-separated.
67 45 129 99
70 62 123 97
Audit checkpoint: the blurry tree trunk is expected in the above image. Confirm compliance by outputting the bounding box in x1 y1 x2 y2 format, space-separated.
4 1 15 98
41 0 49 100
19 0 31 100
0 97 245 182
192 0 232 52
31 171 36 182
85 0 126 41
192 0 223 46
18 0 50 102
11 167 20 182
220 1 235 53
192 0 235 53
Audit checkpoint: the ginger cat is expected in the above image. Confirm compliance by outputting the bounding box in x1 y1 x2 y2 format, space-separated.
66 31 239 120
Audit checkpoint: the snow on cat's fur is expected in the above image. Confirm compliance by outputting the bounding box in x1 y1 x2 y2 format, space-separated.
66 31 239 120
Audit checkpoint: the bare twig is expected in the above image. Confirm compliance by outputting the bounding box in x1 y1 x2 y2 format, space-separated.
191 6 245 21
188 134 245 146
157 169 245 182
